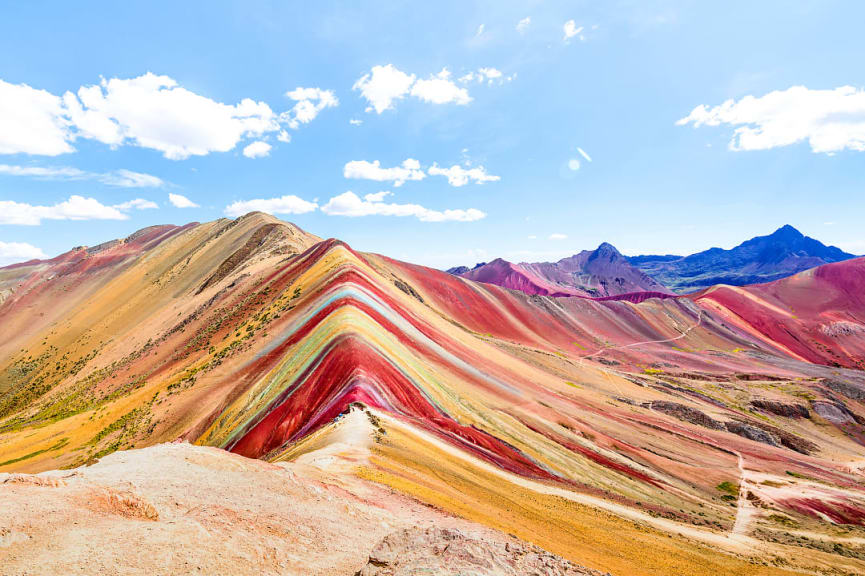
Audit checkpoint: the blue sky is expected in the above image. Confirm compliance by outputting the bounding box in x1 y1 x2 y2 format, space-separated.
1 1 864 267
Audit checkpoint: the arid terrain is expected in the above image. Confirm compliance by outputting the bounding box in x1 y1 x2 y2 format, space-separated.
2 213 865 575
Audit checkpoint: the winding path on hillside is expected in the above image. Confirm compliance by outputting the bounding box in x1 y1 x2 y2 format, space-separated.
578 307 703 366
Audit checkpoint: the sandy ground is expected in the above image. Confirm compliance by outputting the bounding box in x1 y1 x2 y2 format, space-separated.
0 410 598 576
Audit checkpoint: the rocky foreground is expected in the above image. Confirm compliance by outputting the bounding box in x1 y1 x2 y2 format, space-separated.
0 440 600 576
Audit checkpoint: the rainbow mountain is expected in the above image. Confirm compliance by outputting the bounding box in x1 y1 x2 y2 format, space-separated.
2 212 865 575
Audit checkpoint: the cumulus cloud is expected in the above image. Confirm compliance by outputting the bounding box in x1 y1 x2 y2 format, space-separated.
0 195 154 225
168 193 199 208
677 85 865 154
352 64 417 114
427 163 500 186
410 69 471 105
0 241 47 266
563 20 584 41
243 141 272 158
0 73 333 159
363 191 392 202
282 87 338 129
345 159 499 187
343 159 426 187
354 64 508 113
549 233 568 240
0 79 72 156
64 73 279 160
0 164 163 188
224 195 318 218
516 17 531 34
321 191 485 222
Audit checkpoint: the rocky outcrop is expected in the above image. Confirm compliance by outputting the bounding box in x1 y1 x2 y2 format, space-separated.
356 527 604 576
648 401 725 430
648 401 816 454
750 400 810 419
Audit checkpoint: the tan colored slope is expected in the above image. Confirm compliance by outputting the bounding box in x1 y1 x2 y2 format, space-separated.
352 411 864 576
0 213 319 470
1 214 864 576
0 414 596 576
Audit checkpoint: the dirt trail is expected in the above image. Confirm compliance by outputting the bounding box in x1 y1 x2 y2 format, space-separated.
731 452 757 542
579 308 703 366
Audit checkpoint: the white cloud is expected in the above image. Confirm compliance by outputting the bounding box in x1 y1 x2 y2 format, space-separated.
0 195 146 225
478 67 502 82
516 17 531 34
353 64 417 114
277 130 292 143
563 20 584 41
0 164 164 188
0 79 72 156
354 64 508 113
345 159 499 187
243 140 272 158
349 118 363 126
458 68 515 86
0 73 332 160
0 241 47 266
321 191 485 222
0 164 84 179
410 68 471 106
168 193 199 208
64 73 279 160
677 85 865 154
577 147 592 162
475 24 485 37
224 195 318 218
344 159 426 187
101 169 164 188
363 191 391 202
549 233 568 240
282 87 338 129
114 198 158 211
427 163 500 186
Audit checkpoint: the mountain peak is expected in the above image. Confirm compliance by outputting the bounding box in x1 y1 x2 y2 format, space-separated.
631 224 854 293
595 242 621 254
771 224 804 239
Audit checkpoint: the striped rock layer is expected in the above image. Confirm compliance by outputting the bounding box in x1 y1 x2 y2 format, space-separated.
2 213 865 574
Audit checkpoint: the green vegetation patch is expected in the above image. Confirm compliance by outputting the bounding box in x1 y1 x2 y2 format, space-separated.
716 481 739 501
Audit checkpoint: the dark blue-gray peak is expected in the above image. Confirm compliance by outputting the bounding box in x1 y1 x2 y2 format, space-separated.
445 262 487 275
629 225 855 293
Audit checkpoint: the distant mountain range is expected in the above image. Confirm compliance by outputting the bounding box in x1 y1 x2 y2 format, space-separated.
629 225 855 293
3 214 865 574
450 242 670 297
448 225 855 296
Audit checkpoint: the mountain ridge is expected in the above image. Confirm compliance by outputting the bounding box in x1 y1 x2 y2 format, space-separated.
630 224 855 293
453 242 672 298
2 214 865 574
